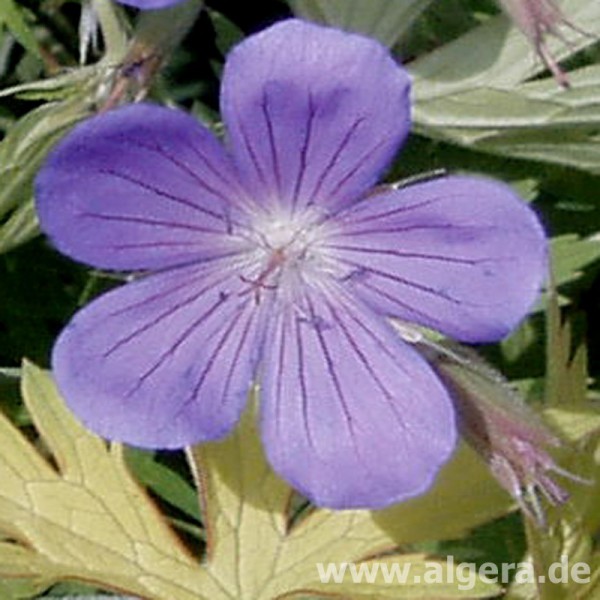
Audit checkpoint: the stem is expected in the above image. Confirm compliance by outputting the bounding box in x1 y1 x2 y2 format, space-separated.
92 0 129 63
99 0 203 110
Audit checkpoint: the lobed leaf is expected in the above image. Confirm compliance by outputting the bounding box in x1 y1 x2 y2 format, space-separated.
0 364 594 599
0 362 221 599
0 367 504 599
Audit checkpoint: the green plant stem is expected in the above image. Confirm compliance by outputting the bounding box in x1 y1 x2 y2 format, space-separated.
92 0 129 63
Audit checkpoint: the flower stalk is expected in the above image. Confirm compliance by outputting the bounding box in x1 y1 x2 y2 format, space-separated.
100 0 203 110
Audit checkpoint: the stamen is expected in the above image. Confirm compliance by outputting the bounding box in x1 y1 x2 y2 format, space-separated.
239 247 287 304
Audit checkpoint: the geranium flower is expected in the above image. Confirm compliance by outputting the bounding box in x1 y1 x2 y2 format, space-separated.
35 19 547 509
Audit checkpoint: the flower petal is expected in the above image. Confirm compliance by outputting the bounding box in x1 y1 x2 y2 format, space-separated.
52 260 263 448
328 176 547 342
260 285 456 509
36 104 247 271
221 19 411 213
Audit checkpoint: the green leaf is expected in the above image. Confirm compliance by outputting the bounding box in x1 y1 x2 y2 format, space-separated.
0 67 96 101
124 448 201 523
525 233 600 314
545 281 588 408
0 198 38 254
288 0 435 47
410 0 600 173
373 442 514 545
0 100 89 253
412 65 600 174
0 0 41 58
551 234 600 289
209 9 244 58
2 363 596 598
91 0 129 63
544 408 600 445
0 565 50 600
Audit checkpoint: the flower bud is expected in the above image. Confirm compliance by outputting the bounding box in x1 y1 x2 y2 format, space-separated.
417 338 587 527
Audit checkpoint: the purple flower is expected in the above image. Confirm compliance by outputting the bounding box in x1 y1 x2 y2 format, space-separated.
115 0 185 9
35 19 547 509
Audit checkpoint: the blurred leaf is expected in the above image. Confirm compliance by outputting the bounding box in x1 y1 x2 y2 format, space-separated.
501 319 538 363
209 9 244 58
91 0 129 63
0 0 41 59
0 198 38 254
544 408 600 445
373 442 514 545
0 570 49 599
0 99 89 253
507 279 600 599
0 367 27 426
124 448 201 522
551 233 600 288
413 66 600 174
0 67 96 101
40 580 118 597
288 0 435 46
545 280 588 408
0 238 92 366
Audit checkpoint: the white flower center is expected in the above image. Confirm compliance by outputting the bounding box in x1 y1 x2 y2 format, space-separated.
239 207 334 302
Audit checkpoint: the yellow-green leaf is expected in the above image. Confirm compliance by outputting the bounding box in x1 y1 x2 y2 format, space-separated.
0 361 223 600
